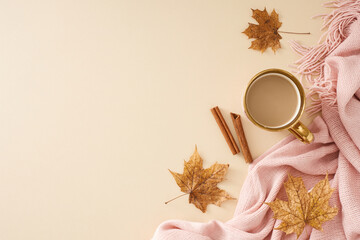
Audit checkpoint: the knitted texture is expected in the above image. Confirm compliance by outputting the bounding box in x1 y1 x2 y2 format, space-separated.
290 0 360 114
153 1 360 239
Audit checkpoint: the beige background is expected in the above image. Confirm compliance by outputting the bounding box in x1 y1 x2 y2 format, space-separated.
0 0 326 239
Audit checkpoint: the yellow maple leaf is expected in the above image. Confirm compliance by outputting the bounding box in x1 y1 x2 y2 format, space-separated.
266 174 338 239
168 146 235 213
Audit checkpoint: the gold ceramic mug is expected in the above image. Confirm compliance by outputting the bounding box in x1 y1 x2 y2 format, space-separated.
244 69 314 144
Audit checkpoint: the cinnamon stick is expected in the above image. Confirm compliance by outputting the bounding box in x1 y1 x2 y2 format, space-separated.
210 106 240 155
230 112 253 163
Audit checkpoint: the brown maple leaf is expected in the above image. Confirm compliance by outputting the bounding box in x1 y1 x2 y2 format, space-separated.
168 146 235 212
243 8 282 53
266 174 338 239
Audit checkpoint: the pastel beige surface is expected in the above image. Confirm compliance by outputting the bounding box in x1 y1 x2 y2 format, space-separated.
0 1 326 239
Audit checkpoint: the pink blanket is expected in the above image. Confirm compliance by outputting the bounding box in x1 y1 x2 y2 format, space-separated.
153 1 360 239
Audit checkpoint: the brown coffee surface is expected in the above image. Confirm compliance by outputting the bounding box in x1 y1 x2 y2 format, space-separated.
246 73 300 128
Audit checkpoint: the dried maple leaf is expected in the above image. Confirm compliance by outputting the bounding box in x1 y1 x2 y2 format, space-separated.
266 174 338 239
168 146 235 213
243 8 282 53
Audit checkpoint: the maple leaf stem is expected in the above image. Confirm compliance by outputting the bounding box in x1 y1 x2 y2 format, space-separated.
165 193 189 204
305 227 309 238
278 31 310 35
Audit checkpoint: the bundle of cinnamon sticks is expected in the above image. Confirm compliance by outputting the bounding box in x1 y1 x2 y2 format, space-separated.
211 106 253 163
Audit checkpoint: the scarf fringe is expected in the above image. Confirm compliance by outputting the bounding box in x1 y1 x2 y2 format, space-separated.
290 0 360 115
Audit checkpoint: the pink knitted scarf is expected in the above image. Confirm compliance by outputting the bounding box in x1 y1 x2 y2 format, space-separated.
153 1 360 239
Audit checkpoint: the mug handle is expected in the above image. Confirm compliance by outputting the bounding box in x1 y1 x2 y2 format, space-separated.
288 121 314 144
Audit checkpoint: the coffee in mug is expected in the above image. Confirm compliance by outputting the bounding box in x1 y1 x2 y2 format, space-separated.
244 69 314 143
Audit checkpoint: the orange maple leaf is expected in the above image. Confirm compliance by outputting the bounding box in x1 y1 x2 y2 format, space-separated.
243 8 282 53
168 146 235 213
